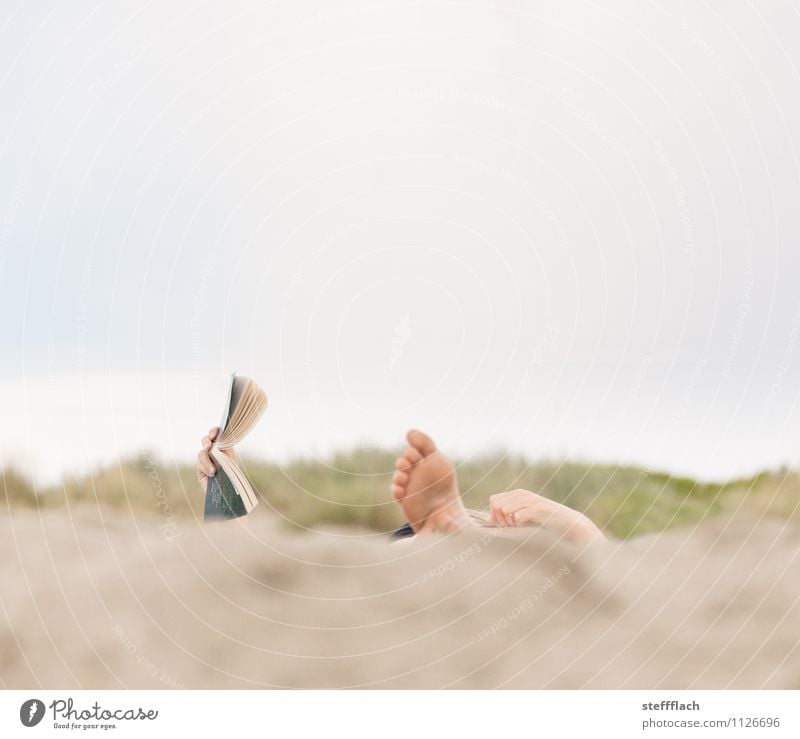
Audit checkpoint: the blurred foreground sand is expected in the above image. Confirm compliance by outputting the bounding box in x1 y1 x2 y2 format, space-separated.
1 508 799 689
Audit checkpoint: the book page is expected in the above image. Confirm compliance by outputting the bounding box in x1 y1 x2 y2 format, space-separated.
216 378 268 448
210 448 258 512
205 373 267 520
218 373 236 432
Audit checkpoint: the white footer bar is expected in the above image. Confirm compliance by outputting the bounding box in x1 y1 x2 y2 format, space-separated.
1 690 796 738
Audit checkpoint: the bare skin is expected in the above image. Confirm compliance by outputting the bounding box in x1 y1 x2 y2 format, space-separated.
195 426 240 493
391 429 607 544
488 489 607 544
194 424 607 545
391 429 476 535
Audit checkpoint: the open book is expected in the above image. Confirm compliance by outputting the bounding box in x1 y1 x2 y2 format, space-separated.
204 373 268 521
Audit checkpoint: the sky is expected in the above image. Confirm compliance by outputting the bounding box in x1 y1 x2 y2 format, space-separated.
1 0 800 485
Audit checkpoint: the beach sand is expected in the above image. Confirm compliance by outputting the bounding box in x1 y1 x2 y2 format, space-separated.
1 508 799 689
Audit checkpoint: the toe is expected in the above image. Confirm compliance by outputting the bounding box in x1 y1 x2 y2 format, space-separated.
403 447 423 465
393 470 409 486
406 429 437 456
391 484 405 500
395 457 411 471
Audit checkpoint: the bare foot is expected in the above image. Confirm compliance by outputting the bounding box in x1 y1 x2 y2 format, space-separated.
390 430 475 535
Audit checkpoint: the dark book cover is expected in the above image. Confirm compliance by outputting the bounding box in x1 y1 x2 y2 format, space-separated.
204 467 247 521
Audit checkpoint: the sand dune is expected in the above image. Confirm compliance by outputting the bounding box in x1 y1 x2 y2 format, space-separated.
1 508 799 689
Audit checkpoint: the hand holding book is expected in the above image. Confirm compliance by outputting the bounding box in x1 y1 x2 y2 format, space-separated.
196 426 239 488
196 373 268 521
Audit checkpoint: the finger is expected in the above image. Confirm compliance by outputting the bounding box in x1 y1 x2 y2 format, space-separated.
493 500 519 528
501 501 526 515
489 498 504 526
509 507 531 525
199 450 216 477
489 493 512 512
501 503 526 526
496 489 528 504
208 427 220 441
202 435 212 450
493 496 524 516
197 450 216 477
403 447 423 465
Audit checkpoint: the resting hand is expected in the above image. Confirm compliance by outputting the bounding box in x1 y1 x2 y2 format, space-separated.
488 489 606 544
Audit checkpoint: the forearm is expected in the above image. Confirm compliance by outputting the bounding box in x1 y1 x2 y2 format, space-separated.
562 510 607 544
489 488 608 544
540 501 606 543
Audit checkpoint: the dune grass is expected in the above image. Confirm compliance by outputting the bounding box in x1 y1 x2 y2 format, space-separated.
2 449 799 538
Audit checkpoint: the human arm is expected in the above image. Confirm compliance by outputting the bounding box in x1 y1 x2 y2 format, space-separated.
488 489 607 544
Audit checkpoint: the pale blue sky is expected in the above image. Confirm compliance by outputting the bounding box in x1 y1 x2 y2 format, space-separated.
2 0 800 483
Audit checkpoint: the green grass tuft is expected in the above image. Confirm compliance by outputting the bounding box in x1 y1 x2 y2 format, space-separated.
3 450 798 538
